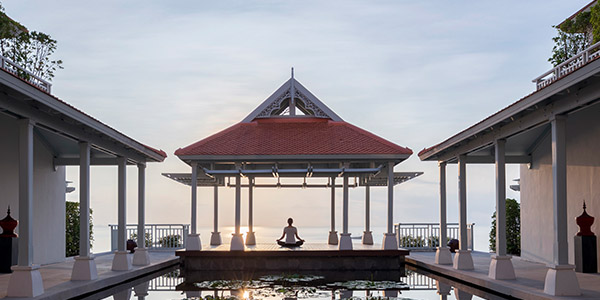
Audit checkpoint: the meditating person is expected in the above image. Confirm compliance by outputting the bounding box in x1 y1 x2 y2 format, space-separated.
277 217 305 247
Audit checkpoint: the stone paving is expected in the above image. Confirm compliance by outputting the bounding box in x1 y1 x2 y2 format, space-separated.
407 251 600 300
0 251 178 299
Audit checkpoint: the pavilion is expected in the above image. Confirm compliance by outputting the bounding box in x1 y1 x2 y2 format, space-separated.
0 57 166 297
167 71 421 251
419 38 600 296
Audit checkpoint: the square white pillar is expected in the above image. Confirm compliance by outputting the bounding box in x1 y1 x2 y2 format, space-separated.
435 161 452 265
328 177 338 245
112 156 132 271
211 185 222 246
544 115 580 295
230 174 244 251
382 162 398 249
246 177 256 245
133 163 150 266
72 142 99 280
362 185 373 245
187 161 201 251
339 173 353 250
454 155 473 270
8 119 44 297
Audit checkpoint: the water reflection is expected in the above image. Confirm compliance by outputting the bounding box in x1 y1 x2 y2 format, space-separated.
88 265 511 300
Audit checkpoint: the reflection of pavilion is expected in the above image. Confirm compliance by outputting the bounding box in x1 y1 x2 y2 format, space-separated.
165 71 422 251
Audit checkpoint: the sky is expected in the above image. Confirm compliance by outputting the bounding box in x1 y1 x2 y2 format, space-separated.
2 1 592 250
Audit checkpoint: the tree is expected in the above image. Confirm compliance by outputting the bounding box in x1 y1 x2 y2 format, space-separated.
65 201 94 257
0 2 63 81
489 198 520 256
549 11 592 66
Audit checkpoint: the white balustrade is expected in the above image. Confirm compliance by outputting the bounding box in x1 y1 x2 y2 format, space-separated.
533 41 600 90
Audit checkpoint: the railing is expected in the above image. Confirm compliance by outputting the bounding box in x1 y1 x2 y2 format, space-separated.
395 222 474 250
109 224 189 252
533 40 600 90
0 55 52 93
148 269 183 291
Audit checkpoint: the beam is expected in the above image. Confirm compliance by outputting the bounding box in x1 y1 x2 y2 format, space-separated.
54 157 138 166
446 155 531 164
0 94 149 163
427 78 600 162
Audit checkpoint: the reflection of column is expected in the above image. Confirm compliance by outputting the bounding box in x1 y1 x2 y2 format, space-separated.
361 185 373 245
186 162 201 251
453 155 473 270
72 142 99 279
210 185 222 245
112 157 132 271
230 174 244 250
339 173 353 250
113 287 132 300
436 280 451 300
489 139 515 279
435 161 452 265
544 115 580 296
328 177 338 245
246 178 256 245
382 162 398 249
133 163 150 266
7 119 44 297
453 287 473 300
133 281 149 299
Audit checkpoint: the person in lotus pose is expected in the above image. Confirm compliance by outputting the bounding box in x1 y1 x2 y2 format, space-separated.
277 218 305 247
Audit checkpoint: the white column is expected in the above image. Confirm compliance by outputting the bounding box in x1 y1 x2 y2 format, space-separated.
544 115 580 295
339 173 352 250
186 161 201 250
133 163 150 266
71 142 98 280
245 177 256 245
7 119 44 297
489 139 515 279
435 161 452 265
453 155 473 270
361 185 373 245
112 156 132 270
230 174 244 250
210 185 222 245
328 177 338 245
383 161 398 249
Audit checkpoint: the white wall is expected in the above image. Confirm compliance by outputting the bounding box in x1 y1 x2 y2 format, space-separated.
0 114 66 265
521 102 600 270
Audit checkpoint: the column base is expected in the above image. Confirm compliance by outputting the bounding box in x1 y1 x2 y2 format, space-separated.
453 250 474 270
328 231 338 245
488 255 515 280
382 233 398 250
71 255 98 280
132 247 150 266
7 265 44 297
339 233 353 250
543 264 581 296
111 251 132 271
230 233 245 251
435 246 453 265
361 231 373 245
186 234 202 251
245 231 256 245
210 232 222 246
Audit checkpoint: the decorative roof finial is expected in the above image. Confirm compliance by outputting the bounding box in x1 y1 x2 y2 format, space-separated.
583 200 587 211
291 67 294 79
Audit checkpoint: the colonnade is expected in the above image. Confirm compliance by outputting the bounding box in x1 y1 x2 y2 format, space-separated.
434 114 580 296
7 119 151 297
186 162 400 251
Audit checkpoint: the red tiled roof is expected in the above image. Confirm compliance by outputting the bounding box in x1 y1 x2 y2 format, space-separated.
175 117 412 157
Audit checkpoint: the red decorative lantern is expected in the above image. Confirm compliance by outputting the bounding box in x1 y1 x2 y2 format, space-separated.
576 202 595 236
0 206 18 238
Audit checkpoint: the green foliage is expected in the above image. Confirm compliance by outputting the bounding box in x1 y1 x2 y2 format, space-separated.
130 232 153 248
158 234 182 247
65 201 93 257
549 11 593 67
592 4 600 43
0 3 62 80
489 198 520 255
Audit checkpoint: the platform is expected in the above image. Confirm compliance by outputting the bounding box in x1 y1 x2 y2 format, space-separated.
177 243 409 273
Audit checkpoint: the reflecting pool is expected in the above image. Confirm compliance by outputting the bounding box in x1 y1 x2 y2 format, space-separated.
83 266 514 300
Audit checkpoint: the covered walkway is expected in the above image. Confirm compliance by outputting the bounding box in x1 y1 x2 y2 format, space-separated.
408 252 600 300
0 251 178 299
